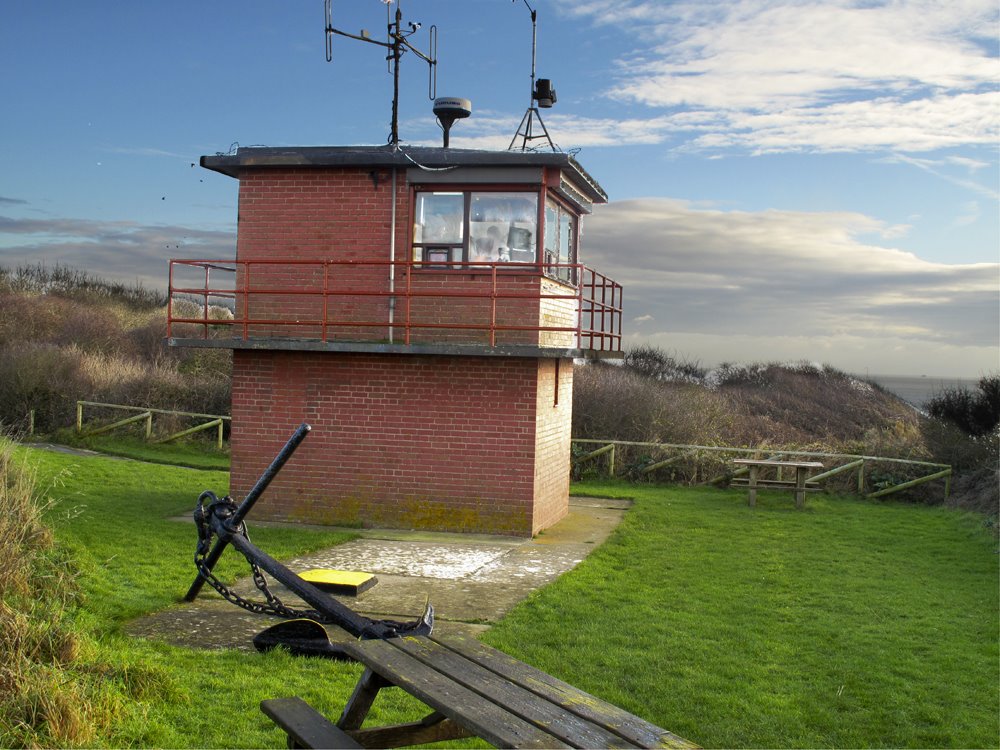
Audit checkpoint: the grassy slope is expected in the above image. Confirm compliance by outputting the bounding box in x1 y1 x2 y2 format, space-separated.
17 446 999 748
485 483 1000 749
17 447 392 749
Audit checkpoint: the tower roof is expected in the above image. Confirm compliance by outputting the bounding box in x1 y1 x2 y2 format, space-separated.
200 144 608 206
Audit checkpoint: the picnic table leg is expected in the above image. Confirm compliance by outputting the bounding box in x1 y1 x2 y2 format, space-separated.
339 668 389 731
794 467 807 509
747 465 758 507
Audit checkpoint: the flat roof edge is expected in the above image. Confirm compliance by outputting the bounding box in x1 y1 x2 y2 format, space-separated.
199 145 607 204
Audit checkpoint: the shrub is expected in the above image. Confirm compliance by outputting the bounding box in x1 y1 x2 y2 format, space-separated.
926 374 1000 438
0 436 88 746
0 343 89 433
0 263 164 310
622 344 706 382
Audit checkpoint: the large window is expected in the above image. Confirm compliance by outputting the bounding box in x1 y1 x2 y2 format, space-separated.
413 191 539 267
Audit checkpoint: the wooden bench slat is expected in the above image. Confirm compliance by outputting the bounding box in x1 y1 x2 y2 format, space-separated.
344 638 571 749
391 634 639 749
429 633 699 750
261 697 362 749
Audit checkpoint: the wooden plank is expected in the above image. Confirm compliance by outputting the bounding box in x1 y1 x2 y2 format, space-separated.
730 481 821 491
338 668 389 731
343 639 570 749
390 635 640 749
732 459 823 469
428 634 699 749
350 715 472 749
261 697 362 749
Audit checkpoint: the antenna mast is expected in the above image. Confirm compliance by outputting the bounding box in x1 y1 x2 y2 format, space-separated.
324 0 437 147
509 0 558 152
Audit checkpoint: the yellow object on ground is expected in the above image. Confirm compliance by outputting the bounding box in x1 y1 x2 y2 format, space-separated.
299 568 377 596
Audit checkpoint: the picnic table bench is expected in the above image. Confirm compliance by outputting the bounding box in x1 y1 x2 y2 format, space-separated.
262 632 698 749
731 458 823 509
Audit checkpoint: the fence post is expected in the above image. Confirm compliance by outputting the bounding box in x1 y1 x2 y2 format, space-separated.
608 444 616 477
76 402 83 433
28 409 35 436
857 459 865 494
217 420 224 449
145 412 153 441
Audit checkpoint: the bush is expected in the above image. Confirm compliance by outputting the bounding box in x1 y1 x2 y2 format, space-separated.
0 343 89 433
573 363 730 446
622 344 706 382
0 436 88 746
0 265 233 434
926 375 999 438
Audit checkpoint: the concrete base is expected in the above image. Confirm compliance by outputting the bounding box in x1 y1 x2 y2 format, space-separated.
127 497 630 651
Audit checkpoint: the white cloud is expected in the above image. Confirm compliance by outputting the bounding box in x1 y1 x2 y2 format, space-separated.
582 198 999 374
552 0 999 154
0 215 235 290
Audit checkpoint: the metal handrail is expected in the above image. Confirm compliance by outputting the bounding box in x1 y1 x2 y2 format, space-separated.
167 258 623 352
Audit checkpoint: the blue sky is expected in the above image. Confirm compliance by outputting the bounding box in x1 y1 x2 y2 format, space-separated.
1 0 997 377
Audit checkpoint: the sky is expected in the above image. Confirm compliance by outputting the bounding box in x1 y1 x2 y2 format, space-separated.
1 0 997 378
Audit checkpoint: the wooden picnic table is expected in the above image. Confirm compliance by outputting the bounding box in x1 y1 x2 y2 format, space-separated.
732 458 823 509
264 631 698 749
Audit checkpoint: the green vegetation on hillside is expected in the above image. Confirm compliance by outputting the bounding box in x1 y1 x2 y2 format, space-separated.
0 264 231 435
2 448 996 748
1 444 364 748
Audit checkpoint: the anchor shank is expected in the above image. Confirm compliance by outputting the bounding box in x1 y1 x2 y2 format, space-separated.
226 527 389 639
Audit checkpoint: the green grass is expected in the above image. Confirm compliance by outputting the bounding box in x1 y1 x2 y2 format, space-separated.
44 430 231 471
13 446 482 749
484 482 1000 749
10 448 999 748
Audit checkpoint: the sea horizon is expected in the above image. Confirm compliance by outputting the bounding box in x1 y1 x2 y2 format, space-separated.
859 373 981 408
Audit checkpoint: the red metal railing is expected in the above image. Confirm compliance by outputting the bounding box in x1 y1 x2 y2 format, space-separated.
167 258 622 353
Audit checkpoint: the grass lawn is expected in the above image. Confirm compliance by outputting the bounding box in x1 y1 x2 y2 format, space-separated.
485 482 1000 749
13 448 999 749
43 430 231 471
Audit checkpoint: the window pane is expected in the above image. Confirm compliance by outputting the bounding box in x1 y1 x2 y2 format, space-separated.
559 212 574 264
471 193 537 263
414 193 464 243
544 204 557 262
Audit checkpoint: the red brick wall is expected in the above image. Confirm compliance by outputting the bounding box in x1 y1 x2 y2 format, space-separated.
233 167 575 348
227 166 578 536
532 358 574 531
230 350 572 536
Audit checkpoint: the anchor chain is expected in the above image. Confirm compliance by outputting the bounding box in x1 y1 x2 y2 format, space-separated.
193 491 329 621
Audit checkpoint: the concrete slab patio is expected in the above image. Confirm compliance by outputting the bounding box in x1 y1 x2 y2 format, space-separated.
126 496 631 651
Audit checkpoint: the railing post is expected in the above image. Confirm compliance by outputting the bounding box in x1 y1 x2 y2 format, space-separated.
166 262 174 338
76 402 83 433
145 412 153 441
608 443 616 477
217 420 224 449
857 459 865 494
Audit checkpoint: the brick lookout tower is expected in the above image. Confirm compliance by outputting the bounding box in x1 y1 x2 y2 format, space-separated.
168 146 622 536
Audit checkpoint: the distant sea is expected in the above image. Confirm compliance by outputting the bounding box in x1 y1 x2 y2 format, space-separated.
862 374 980 409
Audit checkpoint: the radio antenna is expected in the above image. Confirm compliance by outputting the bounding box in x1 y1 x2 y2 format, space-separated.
324 0 437 147
508 0 558 152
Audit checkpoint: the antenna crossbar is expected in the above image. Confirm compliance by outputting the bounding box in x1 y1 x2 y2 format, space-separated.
324 0 437 146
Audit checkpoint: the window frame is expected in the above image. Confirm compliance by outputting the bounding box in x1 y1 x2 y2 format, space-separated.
543 194 579 285
411 186 543 271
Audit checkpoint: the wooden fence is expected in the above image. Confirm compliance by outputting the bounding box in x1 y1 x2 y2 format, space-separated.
76 401 230 449
571 439 952 500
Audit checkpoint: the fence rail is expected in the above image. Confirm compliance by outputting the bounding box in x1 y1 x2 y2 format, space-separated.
571 439 952 500
76 401 230 448
167 257 623 353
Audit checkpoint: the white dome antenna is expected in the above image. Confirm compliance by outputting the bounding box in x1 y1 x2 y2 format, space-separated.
433 97 472 148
